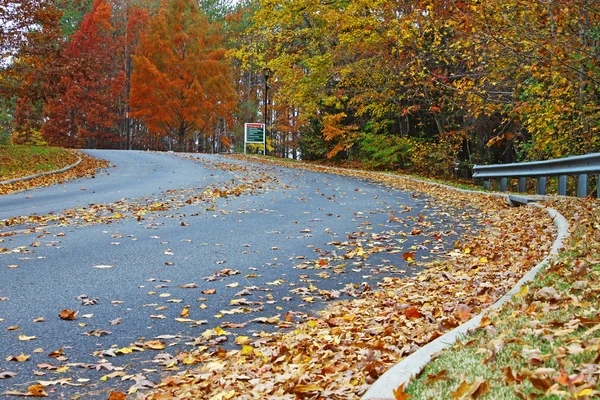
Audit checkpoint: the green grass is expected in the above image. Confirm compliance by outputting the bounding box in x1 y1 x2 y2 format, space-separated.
0 145 77 181
407 224 600 400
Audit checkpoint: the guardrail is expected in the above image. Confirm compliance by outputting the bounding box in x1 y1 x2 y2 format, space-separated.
473 153 600 198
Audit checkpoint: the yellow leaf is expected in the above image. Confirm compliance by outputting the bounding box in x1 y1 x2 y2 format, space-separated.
241 345 254 356
215 326 227 336
235 336 251 345
144 340 166 350
518 285 529 297
117 347 133 355
575 388 594 398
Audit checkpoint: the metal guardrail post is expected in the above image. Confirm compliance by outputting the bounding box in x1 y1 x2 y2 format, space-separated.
483 179 491 191
473 153 600 198
558 175 567 195
537 177 547 195
577 174 588 198
518 177 526 193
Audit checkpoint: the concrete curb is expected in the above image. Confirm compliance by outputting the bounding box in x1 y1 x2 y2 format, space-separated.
361 205 569 399
0 153 82 186
237 156 571 399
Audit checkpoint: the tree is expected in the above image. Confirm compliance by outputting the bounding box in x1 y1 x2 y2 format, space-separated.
43 0 125 148
131 0 236 152
1 0 64 144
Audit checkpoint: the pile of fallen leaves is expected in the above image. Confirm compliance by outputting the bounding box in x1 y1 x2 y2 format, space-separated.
0 150 109 195
406 197 600 399
141 157 557 400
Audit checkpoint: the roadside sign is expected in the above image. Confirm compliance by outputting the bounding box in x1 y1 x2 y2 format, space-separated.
244 123 266 154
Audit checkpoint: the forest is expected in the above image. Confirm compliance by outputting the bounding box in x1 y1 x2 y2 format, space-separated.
1 0 599 178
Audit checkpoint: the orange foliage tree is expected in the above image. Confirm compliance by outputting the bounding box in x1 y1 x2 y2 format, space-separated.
0 0 64 144
43 0 125 148
130 0 236 152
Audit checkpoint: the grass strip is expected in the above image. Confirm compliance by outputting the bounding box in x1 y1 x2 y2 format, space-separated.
0 145 79 181
406 197 600 399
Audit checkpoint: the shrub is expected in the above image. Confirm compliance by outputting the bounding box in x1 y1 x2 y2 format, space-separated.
360 133 414 170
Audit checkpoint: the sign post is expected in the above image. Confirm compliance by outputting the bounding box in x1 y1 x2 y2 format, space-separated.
244 123 266 155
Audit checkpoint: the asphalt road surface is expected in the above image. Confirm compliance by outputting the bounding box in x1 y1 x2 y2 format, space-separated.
0 151 475 398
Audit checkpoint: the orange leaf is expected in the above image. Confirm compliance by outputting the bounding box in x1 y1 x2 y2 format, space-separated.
456 304 472 321
28 384 48 397
59 309 77 320
426 369 448 383
108 392 127 400
180 306 190 318
451 377 486 399
403 307 421 319
48 347 63 358
393 383 411 400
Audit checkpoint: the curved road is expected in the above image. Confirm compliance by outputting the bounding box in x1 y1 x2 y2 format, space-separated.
0 151 473 398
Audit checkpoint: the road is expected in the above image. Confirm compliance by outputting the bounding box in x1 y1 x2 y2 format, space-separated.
0 151 474 398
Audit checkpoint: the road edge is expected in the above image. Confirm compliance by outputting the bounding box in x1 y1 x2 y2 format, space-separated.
361 204 569 399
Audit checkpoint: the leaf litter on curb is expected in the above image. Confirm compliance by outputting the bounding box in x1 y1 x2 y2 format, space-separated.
140 156 556 400
407 197 600 399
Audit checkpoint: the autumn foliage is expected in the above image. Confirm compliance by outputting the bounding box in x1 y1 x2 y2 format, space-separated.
43 0 125 148
1 0 599 172
130 0 235 152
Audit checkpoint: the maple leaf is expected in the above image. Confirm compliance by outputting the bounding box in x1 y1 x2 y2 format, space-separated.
6 353 30 362
402 251 415 261
393 383 411 399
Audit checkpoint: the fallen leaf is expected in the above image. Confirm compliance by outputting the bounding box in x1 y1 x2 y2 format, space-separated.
28 384 48 397
59 309 77 320
451 377 487 399
456 304 472 321
144 340 166 350
178 283 197 289
0 371 17 379
393 382 411 399
403 306 421 319
6 353 30 362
